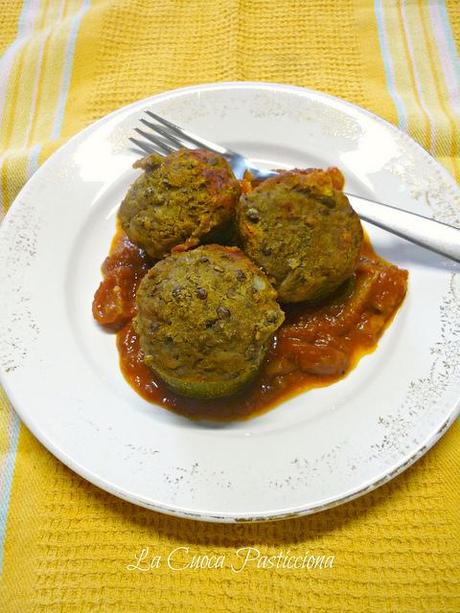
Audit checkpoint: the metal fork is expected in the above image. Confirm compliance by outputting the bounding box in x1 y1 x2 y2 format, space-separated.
130 111 460 263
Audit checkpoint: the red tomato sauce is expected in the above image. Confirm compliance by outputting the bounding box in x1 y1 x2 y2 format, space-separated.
93 226 407 421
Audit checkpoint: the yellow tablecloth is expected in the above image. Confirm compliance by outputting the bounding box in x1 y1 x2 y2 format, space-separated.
1 1 459 611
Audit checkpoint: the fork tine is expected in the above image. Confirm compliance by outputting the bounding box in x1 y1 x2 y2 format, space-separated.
144 111 181 131
129 136 156 155
144 110 227 155
140 118 185 150
134 127 176 155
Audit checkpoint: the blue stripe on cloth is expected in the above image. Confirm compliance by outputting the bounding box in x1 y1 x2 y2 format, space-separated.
374 0 408 131
28 142 42 177
0 410 20 573
17 0 38 37
438 1 460 82
51 0 91 139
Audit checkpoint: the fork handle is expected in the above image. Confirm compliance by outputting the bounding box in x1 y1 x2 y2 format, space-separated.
347 193 460 263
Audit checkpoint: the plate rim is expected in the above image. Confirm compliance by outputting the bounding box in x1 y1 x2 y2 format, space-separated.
1 80 459 523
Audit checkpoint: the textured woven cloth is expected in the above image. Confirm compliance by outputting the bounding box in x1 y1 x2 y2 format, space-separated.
0 1 459 611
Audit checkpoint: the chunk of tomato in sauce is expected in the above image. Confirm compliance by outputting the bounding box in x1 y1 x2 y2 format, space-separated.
92 232 151 330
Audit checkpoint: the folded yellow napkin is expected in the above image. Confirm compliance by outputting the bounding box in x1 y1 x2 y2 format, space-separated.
1 1 459 610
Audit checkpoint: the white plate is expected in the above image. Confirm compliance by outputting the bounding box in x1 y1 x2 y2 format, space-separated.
0 82 459 522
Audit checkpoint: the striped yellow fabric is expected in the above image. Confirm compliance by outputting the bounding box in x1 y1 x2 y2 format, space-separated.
0 1 459 611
